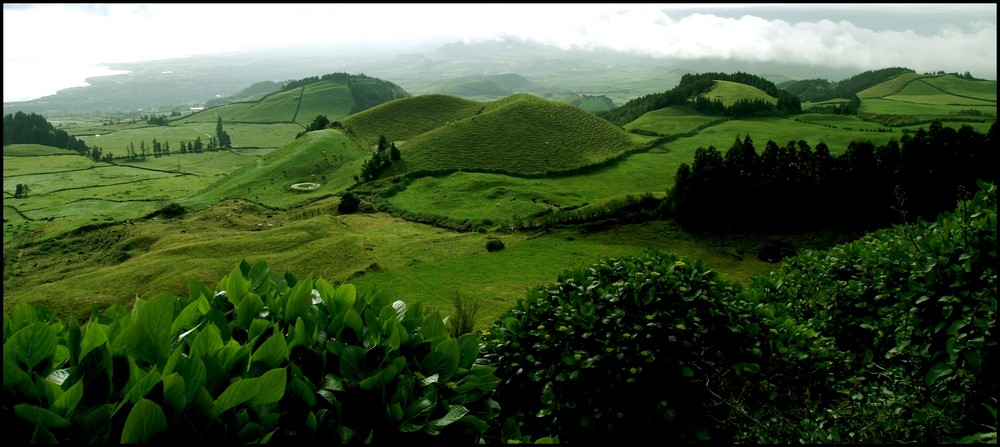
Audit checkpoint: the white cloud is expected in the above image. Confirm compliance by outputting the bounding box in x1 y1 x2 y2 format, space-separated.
4 3 996 102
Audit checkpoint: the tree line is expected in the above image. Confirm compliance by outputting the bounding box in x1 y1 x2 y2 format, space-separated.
666 121 997 232
598 71 801 126
3 111 95 154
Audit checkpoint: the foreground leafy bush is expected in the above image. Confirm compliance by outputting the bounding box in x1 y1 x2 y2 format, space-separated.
741 181 997 443
479 249 830 444
3 261 499 444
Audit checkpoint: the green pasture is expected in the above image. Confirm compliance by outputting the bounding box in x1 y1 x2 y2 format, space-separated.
293 82 355 126
663 117 904 155
3 147 270 243
922 75 997 100
223 123 303 148
791 113 892 130
2 144 81 157
857 72 923 98
181 80 364 126
181 129 368 210
387 156 675 227
3 200 779 330
76 122 301 151
859 98 995 117
624 105 721 135
885 79 996 106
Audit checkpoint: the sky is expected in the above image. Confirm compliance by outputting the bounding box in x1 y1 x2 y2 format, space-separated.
3 3 997 103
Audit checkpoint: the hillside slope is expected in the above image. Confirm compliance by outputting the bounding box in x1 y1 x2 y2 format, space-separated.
342 93 649 177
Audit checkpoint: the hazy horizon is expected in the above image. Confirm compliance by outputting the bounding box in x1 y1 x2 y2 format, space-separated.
3 3 996 103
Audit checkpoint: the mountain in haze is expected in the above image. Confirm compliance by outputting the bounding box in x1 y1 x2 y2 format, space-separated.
3 36 861 116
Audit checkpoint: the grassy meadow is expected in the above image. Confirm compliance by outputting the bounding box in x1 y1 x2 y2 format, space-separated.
4 70 995 330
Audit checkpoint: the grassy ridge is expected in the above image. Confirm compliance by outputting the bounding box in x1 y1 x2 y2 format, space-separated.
340 94 485 149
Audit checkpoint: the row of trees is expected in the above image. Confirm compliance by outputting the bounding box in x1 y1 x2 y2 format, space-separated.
667 121 997 232
2 111 94 155
778 67 914 103
12 183 30 198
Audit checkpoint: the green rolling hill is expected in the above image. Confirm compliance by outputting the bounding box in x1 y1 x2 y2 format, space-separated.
178 74 409 126
346 93 649 177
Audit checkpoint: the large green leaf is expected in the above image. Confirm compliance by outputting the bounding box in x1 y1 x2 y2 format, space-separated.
79 404 113 444
125 293 175 367
120 398 167 444
189 279 214 304
115 367 162 416
161 372 187 415
3 352 38 401
251 368 287 405
177 356 207 402
8 321 57 370
171 298 204 338
14 404 70 429
252 328 288 369
191 323 224 359
226 263 250 306
237 293 264 331
284 274 314 325
425 405 470 435
50 378 84 418
79 323 108 362
332 283 357 316
422 338 460 381
213 376 260 415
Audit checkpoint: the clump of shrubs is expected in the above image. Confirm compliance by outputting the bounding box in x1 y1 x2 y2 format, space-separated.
478 249 810 444
485 238 505 252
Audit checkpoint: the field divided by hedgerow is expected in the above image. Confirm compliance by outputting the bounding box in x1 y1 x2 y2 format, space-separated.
182 129 368 210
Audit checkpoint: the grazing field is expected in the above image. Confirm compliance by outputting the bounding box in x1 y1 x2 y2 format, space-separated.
698 80 777 107
623 105 721 135
3 145 269 244
181 129 368 210
662 116 901 155
2 195 786 330
386 156 675 227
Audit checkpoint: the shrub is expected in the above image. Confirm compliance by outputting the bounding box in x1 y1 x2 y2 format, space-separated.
746 181 997 443
337 192 361 214
485 239 505 252
3 261 500 444
478 249 824 444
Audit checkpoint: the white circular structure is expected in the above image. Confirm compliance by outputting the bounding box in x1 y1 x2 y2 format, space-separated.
289 182 321 191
